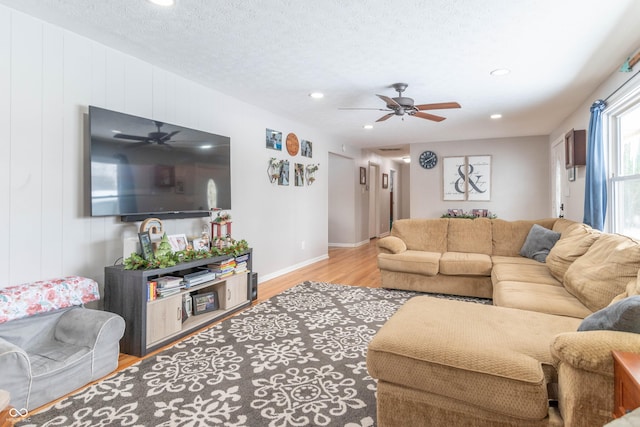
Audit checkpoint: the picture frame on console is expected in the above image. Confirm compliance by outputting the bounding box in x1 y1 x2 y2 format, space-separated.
193 291 219 315
168 234 188 252
138 231 154 260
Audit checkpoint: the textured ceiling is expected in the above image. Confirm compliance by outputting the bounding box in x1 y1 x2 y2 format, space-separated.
2 0 640 154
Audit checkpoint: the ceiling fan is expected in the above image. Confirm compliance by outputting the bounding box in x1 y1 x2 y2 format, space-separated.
114 121 180 147
341 83 461 123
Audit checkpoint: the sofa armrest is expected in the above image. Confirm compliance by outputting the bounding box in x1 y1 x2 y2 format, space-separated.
54 308 125 350
377 236 407 254
551 330 640 376
0 337 32 410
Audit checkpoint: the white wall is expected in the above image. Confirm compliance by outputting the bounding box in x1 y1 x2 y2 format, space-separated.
410 136 551 220
0 6 347 289
548 66 640 225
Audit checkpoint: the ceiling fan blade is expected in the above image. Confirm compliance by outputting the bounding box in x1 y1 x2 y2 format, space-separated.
376 95 401 108
338 107 391 111
160 130 181 142
413 111 446 122
415 102 461 111
114 133 150 141
376 113 395 122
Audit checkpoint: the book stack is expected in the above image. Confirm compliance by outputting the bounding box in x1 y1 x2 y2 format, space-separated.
147 280 158 301
208 258 236 279
155 275 184 298
235 253 249 274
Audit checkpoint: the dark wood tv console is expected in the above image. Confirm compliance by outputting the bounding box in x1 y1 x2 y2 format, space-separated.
104 250 252 357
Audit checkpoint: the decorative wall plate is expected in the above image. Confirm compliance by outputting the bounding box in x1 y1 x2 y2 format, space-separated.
286 133 299 156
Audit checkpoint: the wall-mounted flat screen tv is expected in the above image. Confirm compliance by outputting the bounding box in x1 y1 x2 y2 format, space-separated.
88 106 231 221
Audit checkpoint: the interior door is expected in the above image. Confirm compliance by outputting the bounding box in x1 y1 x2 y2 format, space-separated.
551 137 566 218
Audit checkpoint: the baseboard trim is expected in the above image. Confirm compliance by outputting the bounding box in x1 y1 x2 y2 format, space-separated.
258 254 329 283
328 239 369 248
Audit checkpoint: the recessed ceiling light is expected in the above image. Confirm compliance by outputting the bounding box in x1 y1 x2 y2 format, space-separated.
490 68 510 76
490 114 502 119
402 156 411 163
363 124 373 130
200 144 213 149
309 92 324 99
147 0 175 6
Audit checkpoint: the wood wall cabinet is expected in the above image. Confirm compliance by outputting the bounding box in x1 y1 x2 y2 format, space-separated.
565 129 586 169
104 250 252 357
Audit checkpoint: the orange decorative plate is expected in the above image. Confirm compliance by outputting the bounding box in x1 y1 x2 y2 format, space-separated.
286 133 299 156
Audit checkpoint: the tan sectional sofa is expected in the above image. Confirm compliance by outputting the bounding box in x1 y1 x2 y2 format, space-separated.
368 217 640 426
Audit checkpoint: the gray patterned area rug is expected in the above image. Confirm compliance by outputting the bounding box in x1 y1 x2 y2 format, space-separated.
19 281 491 427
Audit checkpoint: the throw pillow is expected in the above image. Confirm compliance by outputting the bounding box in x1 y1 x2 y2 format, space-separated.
519 224 561 262
578 295 640 333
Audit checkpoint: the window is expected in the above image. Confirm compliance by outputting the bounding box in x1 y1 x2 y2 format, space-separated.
607 83 640 239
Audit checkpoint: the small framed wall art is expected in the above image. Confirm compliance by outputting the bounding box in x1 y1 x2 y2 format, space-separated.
266 128 282 150
301 140 313 158
382 173 389 189
360 167 366 185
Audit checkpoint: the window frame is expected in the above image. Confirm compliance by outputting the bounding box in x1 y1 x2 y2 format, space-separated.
604 79 640 237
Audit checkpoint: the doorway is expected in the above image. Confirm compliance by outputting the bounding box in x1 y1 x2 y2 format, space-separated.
368 162 380 239
551 137 566 218
389 169 397 230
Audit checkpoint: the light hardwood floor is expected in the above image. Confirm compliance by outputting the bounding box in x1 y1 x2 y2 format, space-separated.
117 239 381 369
26 240 382 416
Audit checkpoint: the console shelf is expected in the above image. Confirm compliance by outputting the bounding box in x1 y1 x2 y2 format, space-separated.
104 250 252 357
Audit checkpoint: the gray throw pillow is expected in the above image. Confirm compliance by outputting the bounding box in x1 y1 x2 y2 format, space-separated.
578 296 640 333
519 224 561 263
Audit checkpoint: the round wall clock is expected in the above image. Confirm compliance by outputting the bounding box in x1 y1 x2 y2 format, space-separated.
419 150 438 169
286 133 300 156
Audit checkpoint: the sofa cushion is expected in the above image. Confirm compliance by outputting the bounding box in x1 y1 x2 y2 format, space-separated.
390 218 449 252
446 218 492 255
493 281 592 318
492 263 562 287
519 224 561 263
439 252 492 276
491 219 557 256
546 223 601 282
367 297 582 421
578 296 640 334
564 233 640 312
377 250 440 276
490 255 541 266
551 218 580 234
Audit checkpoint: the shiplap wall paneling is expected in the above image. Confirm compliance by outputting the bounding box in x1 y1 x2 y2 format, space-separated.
10 12 43 284
41 25 65 279
62 33 93 280
87 42 108 286
0 6 11 285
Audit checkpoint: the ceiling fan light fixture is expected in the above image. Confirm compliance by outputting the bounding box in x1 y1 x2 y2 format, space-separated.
309 92 324 99
363 124 373 130
490 68 510 76
490 113 503 119
147 0 175 7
